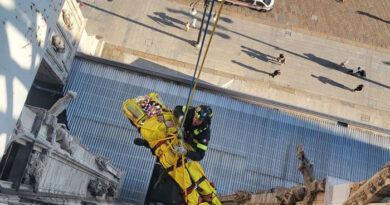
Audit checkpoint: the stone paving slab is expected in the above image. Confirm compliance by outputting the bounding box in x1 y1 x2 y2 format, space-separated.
80 0 390 130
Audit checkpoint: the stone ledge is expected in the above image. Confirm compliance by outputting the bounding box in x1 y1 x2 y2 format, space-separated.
101 44 390 132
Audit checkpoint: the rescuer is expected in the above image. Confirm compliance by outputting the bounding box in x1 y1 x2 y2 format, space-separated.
173 105 213 161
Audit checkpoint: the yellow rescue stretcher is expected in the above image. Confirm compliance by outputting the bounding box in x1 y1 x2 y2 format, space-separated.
123 93 221 205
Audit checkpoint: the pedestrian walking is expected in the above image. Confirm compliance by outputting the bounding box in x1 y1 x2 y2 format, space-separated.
270 70 281 78
352 66 361 74
348 66 367 77
358 70 366 77
191 12 198 28
212 13 217 22
276 54 286 65
352 84 364 92
338 60 349 68
185 7 198 31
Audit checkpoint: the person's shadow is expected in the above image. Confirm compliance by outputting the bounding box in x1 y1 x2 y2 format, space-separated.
305 53 390 90
232 60 273 76
303 53 351 73
147 12 183 30
149 11 231 39
311 74 353 92
79 2 193 45
356 11 390 24
241 46 279 64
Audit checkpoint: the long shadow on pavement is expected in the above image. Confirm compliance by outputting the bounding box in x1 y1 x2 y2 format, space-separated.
165 8 340 68
147 12 184 30
383 61 390 66
305 54 390 89
241 45 279 64
167 8 390 90
232 60 273 76
168 8 302 55
155 12 186 25
304 53 350 73
356 11 390 24
81 2 193 45
311 75 353 92
148 11 230 39
219 16 233 24
204 28 230 39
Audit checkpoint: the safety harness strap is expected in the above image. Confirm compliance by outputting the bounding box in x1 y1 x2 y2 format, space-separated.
152 140 167 159
182 176 207 195
166 158 187 172
151 140 166 154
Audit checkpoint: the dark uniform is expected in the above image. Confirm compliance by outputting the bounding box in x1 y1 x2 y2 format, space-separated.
174 105 212 161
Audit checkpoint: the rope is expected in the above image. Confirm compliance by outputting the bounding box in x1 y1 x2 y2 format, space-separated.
180 0 220 142
182 155 187 201
179 0 225 203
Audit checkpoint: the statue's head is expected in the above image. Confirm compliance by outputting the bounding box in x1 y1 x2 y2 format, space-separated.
297 144 304 160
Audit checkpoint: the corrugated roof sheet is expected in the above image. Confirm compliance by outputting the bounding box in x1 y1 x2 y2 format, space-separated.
65 56 390 204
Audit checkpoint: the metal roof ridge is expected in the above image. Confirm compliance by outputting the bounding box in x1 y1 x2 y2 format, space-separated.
75 52 390 136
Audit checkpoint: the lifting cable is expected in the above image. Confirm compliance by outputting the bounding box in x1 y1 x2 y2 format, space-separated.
178 0 225 202
179 0 225 141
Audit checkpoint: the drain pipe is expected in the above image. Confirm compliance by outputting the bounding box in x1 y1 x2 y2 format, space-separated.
32 83 63 95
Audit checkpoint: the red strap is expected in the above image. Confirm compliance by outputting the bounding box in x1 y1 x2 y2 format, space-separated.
154 140 166 149
152 140 167 158
196 176 206 185
182 185 195 195
182 176 206 196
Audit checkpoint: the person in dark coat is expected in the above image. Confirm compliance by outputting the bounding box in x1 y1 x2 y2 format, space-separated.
276 54 286 64
173 105 213 161
352 84 364 92
270 70 281 78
